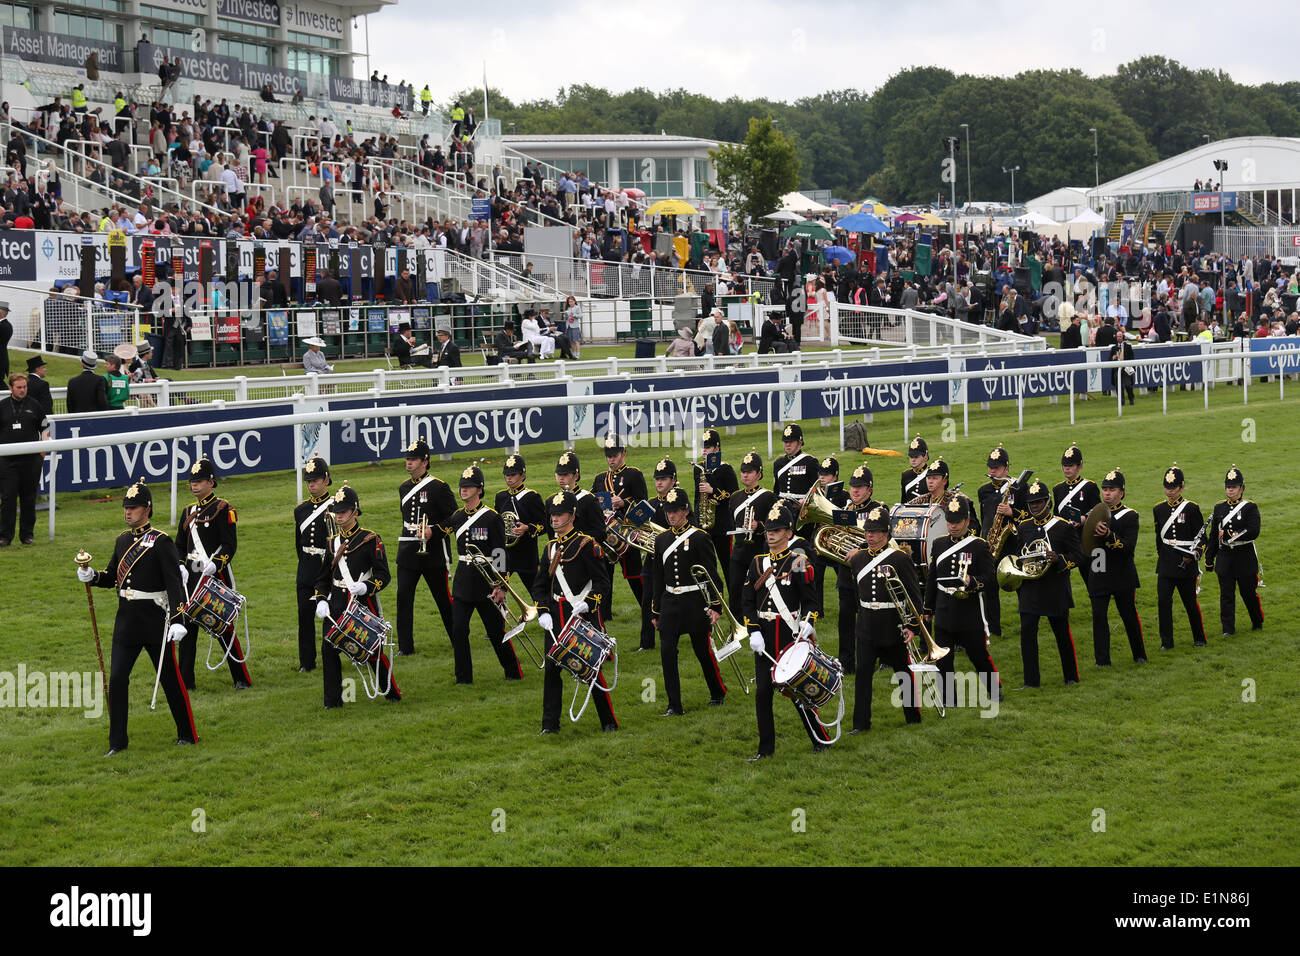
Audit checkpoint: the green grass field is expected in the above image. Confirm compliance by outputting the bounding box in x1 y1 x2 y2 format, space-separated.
1 377 1296 866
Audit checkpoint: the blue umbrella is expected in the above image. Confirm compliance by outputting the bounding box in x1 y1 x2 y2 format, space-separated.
835 212 889 234
823 245 856 265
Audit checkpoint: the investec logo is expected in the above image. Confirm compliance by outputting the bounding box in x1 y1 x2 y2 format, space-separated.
50 886 152 936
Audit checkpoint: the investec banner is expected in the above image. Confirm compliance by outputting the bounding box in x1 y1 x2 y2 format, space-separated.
3 26 123 71
800 360 948 418
136 41 310 97
591 371 779 439
963 351 1088 404
1097 342 1204 390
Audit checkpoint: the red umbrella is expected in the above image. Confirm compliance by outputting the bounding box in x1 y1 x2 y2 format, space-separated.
894 212 923 224
621 187 646 199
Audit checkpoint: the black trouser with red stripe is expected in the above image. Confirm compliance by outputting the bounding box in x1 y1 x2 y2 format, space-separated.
658 596 726 711
934 623 1001 705
109 602 198 750
1215 566 1263 634
542 604 616 731
754 618 831 755
854 609 921 730
396 561 454 655
450 597 521 683
1089 591 1146 664
178 569 251 688
1019 613 1080 685
1157 576 1207 647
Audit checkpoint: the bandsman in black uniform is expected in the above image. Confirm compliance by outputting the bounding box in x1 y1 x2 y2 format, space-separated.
440 465 522 684
312 485 401 706
1205 465 1263 636
1053 443 1101 585
592 434 648 622
977 444 1027 640
647 457 695 525
695 427 738 577
648 487 727 715
772 422 818 540
1007 480 1082 688
531 491 618 734
923 496 1001 705
900 435 930 503
495 453 546 593
742 502 831 760
809 457 846 610
395 437 456 656
176 457 251 690
76 481 197 754
722 451 777 626
845 504 924 732
914 458 978 530
832 464 885 675
554 451 606 539
292 456 334 673
1085 468 1147 665
1153 464 1208 648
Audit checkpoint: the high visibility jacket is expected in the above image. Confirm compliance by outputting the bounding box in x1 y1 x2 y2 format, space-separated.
114 96 126 113
450 106 465 122
72 88 87 109
421 87 432 104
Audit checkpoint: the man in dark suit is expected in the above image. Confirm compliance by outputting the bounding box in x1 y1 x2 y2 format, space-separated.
24 356 53 415
1059 313 1083 349
391 324 430 368
0 301 11 383
66 350 109 413
433 329 461 368
392 267 415 304
316 270 343 306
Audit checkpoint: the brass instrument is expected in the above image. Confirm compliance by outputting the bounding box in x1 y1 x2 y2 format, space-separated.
996 537 1054 591
907 480 964 507
878 563 949 718
985 469 1032 558
602 511 635 558
689 564 750 695
462 543 545 669
622 518 669 555
695 455 718 531
416 515 429 555
501 510 523 547
1079 502 1111 556
797 486 839 528
728 496 756 538
813 525 869 565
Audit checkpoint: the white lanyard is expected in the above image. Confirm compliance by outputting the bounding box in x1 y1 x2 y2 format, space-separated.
732 492 755 521
776 452 811 482
188 513 211 566
1161 500 1190 540
1059 479 1092 510
333 536 372 590
855 548 894 585
662 528 694 563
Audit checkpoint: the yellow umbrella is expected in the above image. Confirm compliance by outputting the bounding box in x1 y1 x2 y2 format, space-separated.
645 199 699 216
850 200 890 216
916 212 946 226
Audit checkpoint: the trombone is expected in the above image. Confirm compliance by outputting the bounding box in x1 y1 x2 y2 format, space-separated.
462 543 545 669
879 563 949 718
689 564 750 695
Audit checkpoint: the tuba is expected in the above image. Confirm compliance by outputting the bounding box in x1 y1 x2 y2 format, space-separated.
689 564 750 695
462 544 545 669
996 537 1054 592
798 486 839 528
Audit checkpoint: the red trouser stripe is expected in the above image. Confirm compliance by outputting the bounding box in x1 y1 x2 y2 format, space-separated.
171 644 199 741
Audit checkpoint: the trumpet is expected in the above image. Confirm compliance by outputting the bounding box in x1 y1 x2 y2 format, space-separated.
996 537 1054 591
416 515 429 555
462 543 545 669
728 498 756 537
689 564 750 695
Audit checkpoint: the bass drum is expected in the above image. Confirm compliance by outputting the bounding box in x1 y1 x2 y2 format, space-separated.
888 503 946 575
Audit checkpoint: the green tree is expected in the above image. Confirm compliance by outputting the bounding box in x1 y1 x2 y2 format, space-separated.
708 116 800 222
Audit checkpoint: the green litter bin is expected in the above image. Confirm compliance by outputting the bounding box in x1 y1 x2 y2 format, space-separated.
630 298 652 338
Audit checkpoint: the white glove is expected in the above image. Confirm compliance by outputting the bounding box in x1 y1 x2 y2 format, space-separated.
348 581 368 597
571 600 589 618
179 563 190 588
189 556 205 572
316 600 330 619
538 612 554 633
201 560 218 576
798 620 814 641
750 632 765 656
77 566 96 583
167 623 187 643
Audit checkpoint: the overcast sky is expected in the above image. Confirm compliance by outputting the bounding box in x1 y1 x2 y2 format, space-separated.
360 0 1298 105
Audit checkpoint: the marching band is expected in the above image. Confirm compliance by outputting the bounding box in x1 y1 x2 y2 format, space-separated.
71 427 1266 761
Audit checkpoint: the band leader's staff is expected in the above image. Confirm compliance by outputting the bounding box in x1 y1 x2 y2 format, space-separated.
531 491 618 734
1204 465 1263 637
923 496 1001 705
293 456 334 673
1085 469 1147 666
76 481 198 755
395 437 456 656
313 485 401 706
648 487 727 716
177 457 252 691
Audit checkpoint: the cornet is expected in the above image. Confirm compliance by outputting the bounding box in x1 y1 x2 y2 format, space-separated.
416 515 429 555
689 564 750 695
463 544 545 669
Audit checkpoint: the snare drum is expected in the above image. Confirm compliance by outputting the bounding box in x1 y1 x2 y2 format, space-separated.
184 576 244 636
325 601 390 664
547 617 615 684
889 503 946 572
772 640 843 709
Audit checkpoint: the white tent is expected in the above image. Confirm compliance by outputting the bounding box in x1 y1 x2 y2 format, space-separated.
763 210 805 222
779 191 834 214
1066 208 1105 225
1009 210 1061 228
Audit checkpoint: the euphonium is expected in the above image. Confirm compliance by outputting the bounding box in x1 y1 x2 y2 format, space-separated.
798 486 839 527
622 519 669 554
813 525 869 565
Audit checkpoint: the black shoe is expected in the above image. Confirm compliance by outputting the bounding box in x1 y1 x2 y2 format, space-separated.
746 752 771 762
176 737 195 746
539 728 558 735
848 728 866 735
1095 661 1111 667
297 665 315 673
1251 624 1263 631
601 723 619 733
504 674 522 681
812 743 830 753
1159 645 1174 651
634 646 653 653
386 692 402 702
20 537 33 545
396 649 414 657
0 539 9 547
104 746 127 756
661 707 684 717
1018 683 1039 690
185 684 196 692
233 680 250 690
1222 631 1234 637
324 703 342 710
455 679 472 685
1194 641 1207 647
707 697 725 707
1134 657 1147 664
